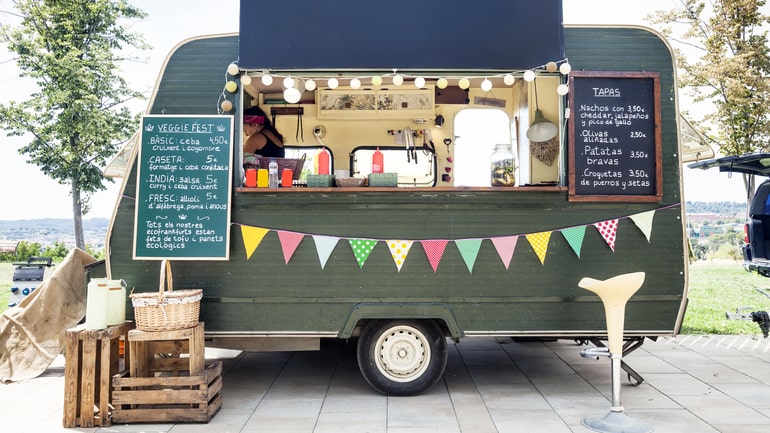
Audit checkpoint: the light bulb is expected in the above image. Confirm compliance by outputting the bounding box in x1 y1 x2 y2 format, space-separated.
225 80 238 93
546 61 557 72
350 78 361 89
481 78 492 92
560 62 572 75
436 77 448 89
523 70 535 82
393 74 404 86
372 76 383 86
220 100 233 111
240 75 252 86
503 74 515 86
261 74 273 85
284 87 302 104
414 76 426 88
557 84 569 95
328 77 339 89
227 63 239 75
458 78 470 89
304 79 317 91
283 76 295 89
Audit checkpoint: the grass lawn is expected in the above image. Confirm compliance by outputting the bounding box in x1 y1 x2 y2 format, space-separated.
683 260 770 335
1 260 769 335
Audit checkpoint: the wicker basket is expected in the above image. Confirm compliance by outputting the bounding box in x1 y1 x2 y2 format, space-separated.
130 260 202 331
253 155 306 180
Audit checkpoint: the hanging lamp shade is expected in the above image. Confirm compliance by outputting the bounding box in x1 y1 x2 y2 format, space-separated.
526 109 558 142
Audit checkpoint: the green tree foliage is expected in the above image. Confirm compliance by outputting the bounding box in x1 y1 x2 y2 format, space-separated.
0 0 148 249
651 0 770 157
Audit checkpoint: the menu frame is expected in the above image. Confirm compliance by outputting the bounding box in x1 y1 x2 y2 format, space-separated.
133 114 234 260
567 71 662 202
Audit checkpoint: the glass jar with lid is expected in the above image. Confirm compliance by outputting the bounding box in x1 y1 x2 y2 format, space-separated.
490 143 516 187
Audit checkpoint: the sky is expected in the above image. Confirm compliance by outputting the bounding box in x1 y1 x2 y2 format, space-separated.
0 0 753 220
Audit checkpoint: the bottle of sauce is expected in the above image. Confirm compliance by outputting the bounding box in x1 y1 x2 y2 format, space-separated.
318 148 330 175
372 147 384 173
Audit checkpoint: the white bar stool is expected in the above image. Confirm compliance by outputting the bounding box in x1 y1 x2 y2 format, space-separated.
578 272 653 433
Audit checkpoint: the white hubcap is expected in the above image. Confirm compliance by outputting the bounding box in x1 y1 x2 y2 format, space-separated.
374 325 431 382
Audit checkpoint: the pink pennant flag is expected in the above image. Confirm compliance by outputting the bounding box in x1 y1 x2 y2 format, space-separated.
491 236 518 269
594 219 619 251
277 230 305 264
420 240 448 273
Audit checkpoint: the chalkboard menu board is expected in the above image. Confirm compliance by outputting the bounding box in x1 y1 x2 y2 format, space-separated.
134 115 233 260
568 71 662 202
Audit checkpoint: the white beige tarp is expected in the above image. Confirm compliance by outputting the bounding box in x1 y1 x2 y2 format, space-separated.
0 249 95 382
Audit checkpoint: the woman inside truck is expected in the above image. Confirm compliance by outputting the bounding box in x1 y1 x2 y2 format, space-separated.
243 106 285 158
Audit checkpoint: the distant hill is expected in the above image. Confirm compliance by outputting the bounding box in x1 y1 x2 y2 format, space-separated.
684 201 744 216
0 218 109 248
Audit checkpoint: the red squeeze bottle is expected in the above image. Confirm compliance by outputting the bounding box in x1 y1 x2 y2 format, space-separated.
372 147 384 173
318 149 330 175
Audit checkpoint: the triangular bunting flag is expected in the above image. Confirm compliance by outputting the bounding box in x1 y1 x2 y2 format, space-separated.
629 210 655 242
312 235 339 269
277 230 305 264
349 239 378 268
421 240 449 273
560 226 587 258
386 240 414 272
241 225 269 260
594 219 619 251
455 238 483 274
491 236 518 269
525 231 552 265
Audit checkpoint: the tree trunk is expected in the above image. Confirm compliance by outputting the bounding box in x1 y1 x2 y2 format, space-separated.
71 178 85 250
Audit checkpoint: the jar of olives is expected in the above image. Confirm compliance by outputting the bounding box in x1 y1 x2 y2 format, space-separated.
490 143 516 187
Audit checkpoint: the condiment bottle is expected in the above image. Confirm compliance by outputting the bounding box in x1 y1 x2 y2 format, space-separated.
372 147 384 173
318 149 330 175
268 159 279 188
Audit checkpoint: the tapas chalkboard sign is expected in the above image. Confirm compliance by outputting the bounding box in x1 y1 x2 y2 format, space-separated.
134 115 234 260
568 71 662 202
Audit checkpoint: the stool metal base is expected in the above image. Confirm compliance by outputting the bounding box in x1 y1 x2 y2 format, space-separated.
582 410 654 433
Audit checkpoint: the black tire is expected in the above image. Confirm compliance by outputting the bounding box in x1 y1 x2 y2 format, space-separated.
356 319 448 396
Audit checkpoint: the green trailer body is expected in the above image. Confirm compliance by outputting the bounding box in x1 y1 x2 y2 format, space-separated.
105 25 688 394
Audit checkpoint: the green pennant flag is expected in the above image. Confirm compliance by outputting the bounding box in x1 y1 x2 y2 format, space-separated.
455 239 483 273
349 239 378 268
560 226 586 258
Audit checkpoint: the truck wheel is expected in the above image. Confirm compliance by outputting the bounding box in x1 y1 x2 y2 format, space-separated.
356 319 447 396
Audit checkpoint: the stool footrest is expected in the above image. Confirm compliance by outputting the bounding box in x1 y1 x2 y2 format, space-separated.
581 346 610 360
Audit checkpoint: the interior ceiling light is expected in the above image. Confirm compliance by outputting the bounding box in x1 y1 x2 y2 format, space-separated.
526 78 558 142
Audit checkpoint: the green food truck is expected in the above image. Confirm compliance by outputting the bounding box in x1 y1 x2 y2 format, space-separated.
103 0 695 395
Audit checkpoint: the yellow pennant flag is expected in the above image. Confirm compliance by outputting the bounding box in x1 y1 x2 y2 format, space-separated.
525 231 552 265
241 225 270 259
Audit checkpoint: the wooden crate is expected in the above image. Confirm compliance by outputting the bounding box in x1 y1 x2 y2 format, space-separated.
128 322 205 378
111 361 223 423
63 321 133 428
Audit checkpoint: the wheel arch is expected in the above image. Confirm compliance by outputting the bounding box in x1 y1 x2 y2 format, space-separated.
338 303 464 340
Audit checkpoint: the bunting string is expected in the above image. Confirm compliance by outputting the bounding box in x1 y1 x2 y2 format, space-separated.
236 204 679 272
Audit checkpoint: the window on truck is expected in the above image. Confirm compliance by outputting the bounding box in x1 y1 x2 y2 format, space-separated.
454 109 514 187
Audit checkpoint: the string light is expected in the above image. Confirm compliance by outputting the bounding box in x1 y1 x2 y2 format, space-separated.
244 60 572 96
480 78 492 92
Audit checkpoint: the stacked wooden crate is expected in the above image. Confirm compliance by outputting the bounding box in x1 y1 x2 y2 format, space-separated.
111 322 222 423
63 321 133 428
